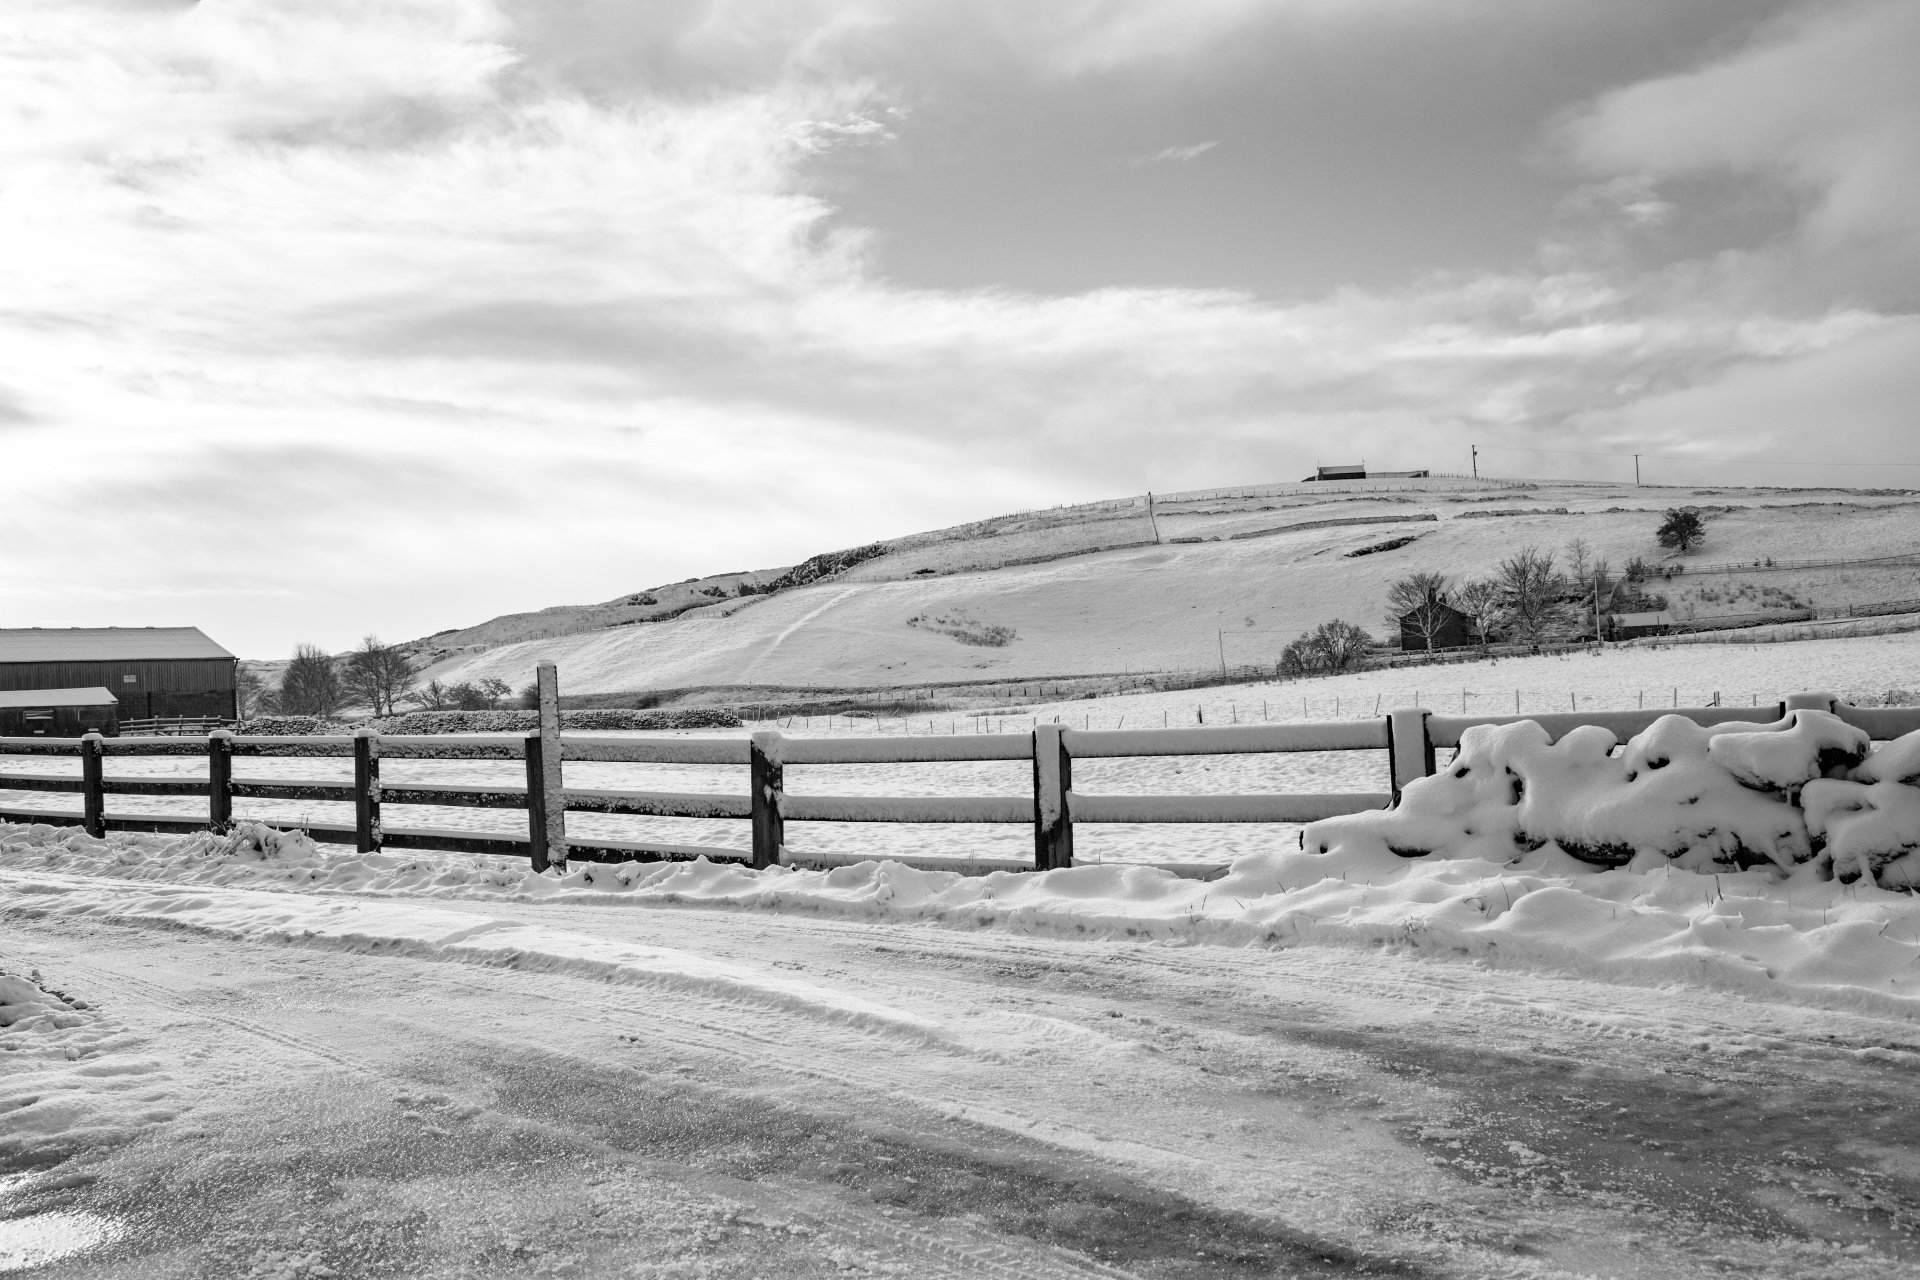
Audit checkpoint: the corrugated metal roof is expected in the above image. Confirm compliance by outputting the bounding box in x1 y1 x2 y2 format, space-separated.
0 627 235 663
0 686 119 708
1615 611 1674 627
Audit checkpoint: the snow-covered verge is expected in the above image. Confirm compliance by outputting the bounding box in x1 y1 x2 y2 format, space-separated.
6 800 1920 1023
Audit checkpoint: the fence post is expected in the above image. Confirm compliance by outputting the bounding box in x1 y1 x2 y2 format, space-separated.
80 732 105 838
353 728 381 853
749 731 784 869
1784 690 1836 715
536 661 566 871
1033 723 1072 871
524 732 552 872
1386 707 1434 804
207 730 233 833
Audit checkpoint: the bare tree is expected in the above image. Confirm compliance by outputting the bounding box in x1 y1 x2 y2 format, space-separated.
1494 547 1574 647
278 644 344 718
235 666 271 719
406 679 457 711
1563 537 1592 586
1453 579 1501 649
1311 620 1373 673
1384 571 1453 657
343 634 413 717
1278 620 1372 678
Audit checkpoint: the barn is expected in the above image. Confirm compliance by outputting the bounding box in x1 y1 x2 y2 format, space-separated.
0 627 238 730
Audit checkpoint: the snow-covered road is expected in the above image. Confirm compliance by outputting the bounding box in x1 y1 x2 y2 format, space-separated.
3 872 1915 1278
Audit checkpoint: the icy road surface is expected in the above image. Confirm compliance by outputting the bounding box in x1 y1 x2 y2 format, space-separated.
3 874 1917 1279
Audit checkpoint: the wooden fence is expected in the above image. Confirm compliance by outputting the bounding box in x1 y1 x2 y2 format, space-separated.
118 715 235 737
2 690 1916 877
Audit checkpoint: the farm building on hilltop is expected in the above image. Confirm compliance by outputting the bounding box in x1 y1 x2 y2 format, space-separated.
0 627 238 726
1303 464 1432 482
1397 601 1480 651
0 687 119 738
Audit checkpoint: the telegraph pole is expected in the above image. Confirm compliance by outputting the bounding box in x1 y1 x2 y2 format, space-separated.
1634 454 1641 486
1471 444 1477 479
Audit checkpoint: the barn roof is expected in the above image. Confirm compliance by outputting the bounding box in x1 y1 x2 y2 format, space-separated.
0 627 234 663
0 687 119 708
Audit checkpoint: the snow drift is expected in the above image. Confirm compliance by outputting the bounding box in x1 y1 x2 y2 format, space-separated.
1305 710 1920 887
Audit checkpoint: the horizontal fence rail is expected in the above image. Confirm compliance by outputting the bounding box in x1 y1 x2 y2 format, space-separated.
2 678 1917 878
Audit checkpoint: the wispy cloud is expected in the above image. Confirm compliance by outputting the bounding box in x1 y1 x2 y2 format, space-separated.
1131 140 1219 165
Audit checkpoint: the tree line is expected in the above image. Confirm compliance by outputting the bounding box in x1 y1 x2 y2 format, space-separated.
1383 538 1666 656
244 635 527 719
1278 508 1702 674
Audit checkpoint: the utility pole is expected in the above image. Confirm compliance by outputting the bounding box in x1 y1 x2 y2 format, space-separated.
1217 629 1227 676
1594 570 1604 646
1471 445 1477 479
1634 454 1641 486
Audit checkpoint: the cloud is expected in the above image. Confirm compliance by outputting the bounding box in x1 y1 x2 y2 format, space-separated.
1130 141 1219 165
1566 0 1920 292
1 0 1913 654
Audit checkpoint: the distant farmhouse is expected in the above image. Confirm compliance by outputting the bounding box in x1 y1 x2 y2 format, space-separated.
0 627 238 736
1303 464 1431 482
1396 601 1480 652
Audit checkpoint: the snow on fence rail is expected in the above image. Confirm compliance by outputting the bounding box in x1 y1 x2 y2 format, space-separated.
3 678 1917 877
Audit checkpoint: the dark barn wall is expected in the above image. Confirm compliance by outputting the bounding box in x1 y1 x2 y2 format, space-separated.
0 705 118 737
0 659 238 720
1398 606 1478 651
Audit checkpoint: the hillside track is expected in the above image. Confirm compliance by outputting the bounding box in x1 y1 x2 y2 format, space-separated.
3 880 1918 1278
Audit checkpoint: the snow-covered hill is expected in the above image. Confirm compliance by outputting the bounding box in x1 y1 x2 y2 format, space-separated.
420 479 1920 699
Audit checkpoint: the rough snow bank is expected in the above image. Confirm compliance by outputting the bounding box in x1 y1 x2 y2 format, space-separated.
5 810 1920 1020
0 964 177 1167
1306 710 1920 888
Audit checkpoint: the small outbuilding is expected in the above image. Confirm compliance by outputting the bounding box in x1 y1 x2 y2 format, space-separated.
1397 601 1480 651
1612 610 1674 639
0 687 119 737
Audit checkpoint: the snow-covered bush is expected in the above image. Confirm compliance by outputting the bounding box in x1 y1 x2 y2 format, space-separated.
1302 710 1919 882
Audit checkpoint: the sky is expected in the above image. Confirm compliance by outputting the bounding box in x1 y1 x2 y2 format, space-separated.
1 0 1916 657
